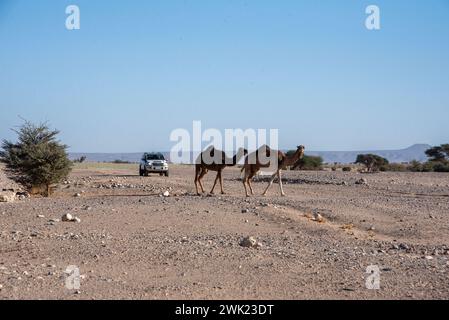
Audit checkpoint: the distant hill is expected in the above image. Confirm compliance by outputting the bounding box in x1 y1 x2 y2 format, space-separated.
70 152 144 163
306 144 431 164
69 144 432 164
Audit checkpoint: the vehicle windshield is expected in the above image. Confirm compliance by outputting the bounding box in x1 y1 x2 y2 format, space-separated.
143 153 165 161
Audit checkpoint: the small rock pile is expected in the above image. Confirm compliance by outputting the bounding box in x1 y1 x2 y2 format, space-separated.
0 192 15 203
239 236 262 249
61 213 81 223
355 178 368 185
0 190 30 203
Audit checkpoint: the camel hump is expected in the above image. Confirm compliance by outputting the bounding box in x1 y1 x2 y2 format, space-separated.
256 145 271 157
278 150 286 162
203 145 216 157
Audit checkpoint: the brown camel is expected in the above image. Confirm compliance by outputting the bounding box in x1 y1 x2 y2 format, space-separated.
241 145 305 197
194 147 248 195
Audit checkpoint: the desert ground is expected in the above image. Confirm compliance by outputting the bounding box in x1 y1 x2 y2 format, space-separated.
1 163 449 300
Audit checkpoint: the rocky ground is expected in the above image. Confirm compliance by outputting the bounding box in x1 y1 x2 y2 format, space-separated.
1 164 449 299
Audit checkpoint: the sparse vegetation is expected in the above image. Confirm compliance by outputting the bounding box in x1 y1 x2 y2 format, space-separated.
288 152 323 171
408 160 424 172
112 159 132 164
0 121 72 196
73 155 87 163
401 144 449 172
379 163 409 172
425 144 449 162
73 162 137 171
355 154 389 172
424 144 449 172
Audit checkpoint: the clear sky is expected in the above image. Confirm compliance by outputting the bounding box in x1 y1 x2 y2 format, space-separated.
0 0 448 152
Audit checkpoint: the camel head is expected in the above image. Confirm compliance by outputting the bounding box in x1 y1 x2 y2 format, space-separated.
296 145 305 159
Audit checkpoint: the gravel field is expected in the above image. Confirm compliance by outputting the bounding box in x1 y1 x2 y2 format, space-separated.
1 164 449 299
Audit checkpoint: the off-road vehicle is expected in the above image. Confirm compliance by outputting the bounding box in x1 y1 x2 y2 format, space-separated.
139 153 169 177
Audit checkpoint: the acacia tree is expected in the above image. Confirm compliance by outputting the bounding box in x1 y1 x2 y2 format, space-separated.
355 154 389 172
425 144 449 162
425 144 449 172
0 121 72 196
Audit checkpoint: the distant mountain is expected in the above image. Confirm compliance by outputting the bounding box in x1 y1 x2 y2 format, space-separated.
306 144 431 164
69 152 145 163
69 144 432 164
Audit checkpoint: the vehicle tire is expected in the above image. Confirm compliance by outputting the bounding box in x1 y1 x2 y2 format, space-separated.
139 167 144 176
165 171 169 177
159 173 163 176
144 171 149 176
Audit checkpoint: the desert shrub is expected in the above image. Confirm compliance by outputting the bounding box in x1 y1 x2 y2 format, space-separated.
0 121 72 196
291 155 323 171
408 160 423 172
407 160 448 172
422 161 436 172
380 163 409 172
73 156 86 163
424 144 449 172
342 167 352 172
432 162 449 172
112 159 131 164
355 154 389 172
425 144 449 162
78 156 86 163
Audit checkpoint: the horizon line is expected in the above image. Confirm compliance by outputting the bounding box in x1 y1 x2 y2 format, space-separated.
67 143 431 154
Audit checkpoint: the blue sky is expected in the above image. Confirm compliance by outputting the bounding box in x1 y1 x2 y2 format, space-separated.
0 0 448 152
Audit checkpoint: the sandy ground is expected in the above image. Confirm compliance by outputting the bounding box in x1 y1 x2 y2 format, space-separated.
1 164 449 300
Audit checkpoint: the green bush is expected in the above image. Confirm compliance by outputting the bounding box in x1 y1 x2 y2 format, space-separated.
424 144 449 172
355 154 389 172
112 159 131 164
422 161 436 172
290 154 323 171
408 160 423 172
380 163 408 172
0 121 72 196
73 156 86 163
425 144 449 162
432 162 449 172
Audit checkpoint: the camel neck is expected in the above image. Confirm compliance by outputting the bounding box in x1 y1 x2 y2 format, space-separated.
284 149 302 166
229 152 242 166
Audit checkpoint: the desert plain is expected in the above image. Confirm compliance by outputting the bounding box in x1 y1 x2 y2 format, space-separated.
1 163 449 299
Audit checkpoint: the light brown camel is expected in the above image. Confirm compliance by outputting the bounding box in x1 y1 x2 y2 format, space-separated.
241 145 305 197
194 147 248 195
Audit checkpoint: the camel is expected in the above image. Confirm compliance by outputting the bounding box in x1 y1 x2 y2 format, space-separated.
194 147 248 195
241 145 305 197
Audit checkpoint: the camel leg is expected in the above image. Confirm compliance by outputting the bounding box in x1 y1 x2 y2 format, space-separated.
242 170 250 197
198 168 207 194
247 172 255 195
210 172 219 194
278 170 286 196
219 171 225 194
262 170 278 196
243 181 249 197
194 166 201 195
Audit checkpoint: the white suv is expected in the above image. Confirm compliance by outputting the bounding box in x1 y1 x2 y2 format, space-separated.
139 153 169 177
